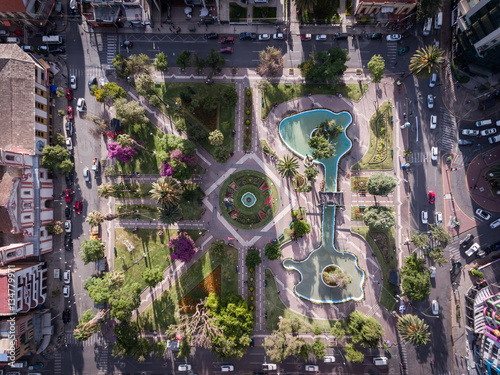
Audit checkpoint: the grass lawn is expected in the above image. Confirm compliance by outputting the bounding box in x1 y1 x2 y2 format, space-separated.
230 3 247 22
253 6 277 22
350 177 369 191
261 83 369 119
351 227 397 312
264 269 338 332
116 199 203 221
114 228 204 291
352 102 393 171
350 206 365 221
136 244 239 330
116 122 163 175
218 170 279 230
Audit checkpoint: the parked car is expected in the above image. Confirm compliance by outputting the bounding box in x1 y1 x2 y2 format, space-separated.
421 210 428 224
65 137 73 150
121 40 133 48
430 266 436 278
63 270 71 284
459 233 473 247
67 106 74 120
204 33 218 39
476 119 492 127
430 115 437 129
77 97 86 112
386 34 402 41
62 309 71 323
65 207 72 219
301 34 312 40
65 171 74 187
220 365 234 372
221 36 234 43
315 34 327 41
83 167 90 182
427 94 434 109
220 47 232 54
432 300 439 315
489 134 500 144
398 46 409 55
88 75 97 89
64 189 72 203
49 47 66 54
480 128 497 136
431 146 438 161
239 32 256 40
75 200 82 214
305 365 319 372
428 191 435 204
435 212 443 225
273 33 284 40
178 364 192 371
367 33 382 40
65 121 73 137
461 129 479 136
491 218 500 229
476 208 491 220
258 34 270 41
21 45 33 52
63 285 71 298
28 363 44 370
458 139 473 146
66 89 72 100
333 33 348 39
429 73 437 87
466 243 480 257
262 364 277 370
70 75 77 89
64 220 72 233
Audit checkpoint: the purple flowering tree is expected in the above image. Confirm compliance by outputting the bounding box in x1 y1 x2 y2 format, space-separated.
107 142 137 163
158 149 197 179
168 232 197 263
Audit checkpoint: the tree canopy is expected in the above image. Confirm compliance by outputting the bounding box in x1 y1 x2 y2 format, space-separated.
308 135 335 160
298 47 350 83
292 220 311 237
347 311 384 348
367 54 385 83
114 98 148 126
367 172 397 195
154 52 168 72
205 48 226 74
363 206 396 230
168 232 197 262
397 314 431 346
258 46 284 76
409 45 445 79
246 249 262 268
79 239 105 264
265 242 282 260
95 82 126 104
142 267 164 287
41 145 73 174
400 253 431 301
264 317 306 363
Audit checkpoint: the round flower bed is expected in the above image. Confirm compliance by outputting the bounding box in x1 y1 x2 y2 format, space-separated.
219 170 279 229
322 265 341 287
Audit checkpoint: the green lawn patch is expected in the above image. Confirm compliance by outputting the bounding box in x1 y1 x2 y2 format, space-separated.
351 226 397 312
117 204 159 219
180 199 204 220
350 206 365 221
352 102 393 171
264 269 338 332
350 177 369 191
230 3 247 22
253 6 277 22
114 183 153 199
136 245 239 330
114 228 203 291
261 83 368 119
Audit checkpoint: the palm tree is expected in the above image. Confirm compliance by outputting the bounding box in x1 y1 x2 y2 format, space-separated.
208 130 224 146
409 45 445 79
86 211 105 226
97 183 115 198
277 155 299 178
150 177 183 208
159 204 182 225
397 314 430 346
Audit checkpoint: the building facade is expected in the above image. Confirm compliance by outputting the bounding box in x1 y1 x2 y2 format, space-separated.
353 0 418 21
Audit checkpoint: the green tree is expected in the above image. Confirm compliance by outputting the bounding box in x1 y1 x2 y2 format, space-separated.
142 267 164 287
205 48 226 74
323 267 352 288
367 172 397 195
154 52 168 72
409 45 445 79
73 309 101 341
158 204 182 225
330 321 346 343
95 82 126 104
176 51 192 70
150 177 183 208
135 73 155 97
134 337 152 362
277 155 299 178
367 54 385 83
83 275 99 290
293 0 317 11
417 0 443 20
154 341 167 358
112 53 131 78
80 239 105 264
208 130 224 146
114 98 148 126
411 232 430 248
158 133 196 155
298 342 313 360
113 320 139 357
312 339 326 360
210 240 226 257
429 245 448 266
320 119 343 138
264 317 306 363
265 242 281 260
430 224 452 245
363 206 396 230
127 53 151 76
304 166 319 182
178 335 192 358
41 145 73 174
193 54 206 75
298 47 350 83
214 146 230 163
292 220 311 237
347 311 384 348
206 293 254 359
246 249 262 268
308 135 335 159
400 253 431 301
258 46 284 76
97 183 115 198
397 314 431 346
344 343 364 363
46 221 63 235
86 210 105 227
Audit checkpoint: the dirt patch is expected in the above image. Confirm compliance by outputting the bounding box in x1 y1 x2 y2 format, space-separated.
370 232 390 262
192 106 218 131
179 266 221 313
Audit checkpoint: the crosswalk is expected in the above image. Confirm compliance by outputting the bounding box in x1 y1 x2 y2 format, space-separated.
386 43 398 66
408 151 429 163
439 108 458 152
105 34 118 65
65 331 106 347
96 346 112 374
67 65 105 89
447 236 461 259
53 352 62 375
451 153 473 169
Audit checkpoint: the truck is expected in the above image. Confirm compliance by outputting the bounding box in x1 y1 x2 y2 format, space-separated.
90 225 100 240
42 35 63 44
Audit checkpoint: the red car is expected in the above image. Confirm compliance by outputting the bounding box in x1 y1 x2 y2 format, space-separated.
67 106 74 120
221 36 234 44
428 191 435 204
66 89 72 100
74 200 82 214
220 47 232 54
13 30 23 36
64 189 72 203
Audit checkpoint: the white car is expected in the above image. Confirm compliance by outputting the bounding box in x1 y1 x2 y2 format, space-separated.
63 285 71 298
178 364 192 371
480 128 497 136
315 34 327 41
386 34 402 41
431 146 438 161
489 134 500 144
490 218 500 229
258 34 270 41
323 356 335 363
64 220 72 233
272 33 284 40
430 266 436 278
462 129 479 136
476 208 491 220
65 121 73 137
77 98 86 112
429 73 437 87
435 212 443 225
262 363 277 370
65 137 73 151
427 94 434 109
70 75 77 90
63 270 71 284
305 365 319 372
430 115 437 129
432 300 439 315
83 167 90 182
421 210 428 224
220 365 234 372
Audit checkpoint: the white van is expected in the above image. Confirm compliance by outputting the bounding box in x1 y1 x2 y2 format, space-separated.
476 119 492 127
423 18 432 36
6 37 21 44
434 12 443 29
373 357 389 366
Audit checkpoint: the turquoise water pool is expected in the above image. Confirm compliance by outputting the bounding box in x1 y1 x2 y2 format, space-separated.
279 109 365 304
279 109 352 191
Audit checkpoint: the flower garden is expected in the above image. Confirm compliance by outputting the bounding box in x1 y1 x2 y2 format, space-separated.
219 170 279 229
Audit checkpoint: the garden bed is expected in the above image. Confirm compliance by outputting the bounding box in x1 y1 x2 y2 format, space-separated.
297 0 340 24
350 206 365 221
244 88 253 151
260 140 277 157
253 6 277 23
351 177 369 192
230 3 247 22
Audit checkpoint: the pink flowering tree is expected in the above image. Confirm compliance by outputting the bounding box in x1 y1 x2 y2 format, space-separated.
168 232 196 262
107 142 137 163
158 149 197 181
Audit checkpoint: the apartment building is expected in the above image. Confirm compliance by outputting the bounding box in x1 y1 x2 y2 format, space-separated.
353 0 418 21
